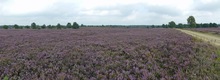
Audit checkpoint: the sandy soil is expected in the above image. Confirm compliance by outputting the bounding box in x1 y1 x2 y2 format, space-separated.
177 29 220 46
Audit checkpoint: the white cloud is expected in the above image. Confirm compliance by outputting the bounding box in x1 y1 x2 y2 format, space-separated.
0 0 219 25
2 0 57 15
79 10 121 16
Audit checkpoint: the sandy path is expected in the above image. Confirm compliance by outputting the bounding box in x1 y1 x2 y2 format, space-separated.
177 29 220 46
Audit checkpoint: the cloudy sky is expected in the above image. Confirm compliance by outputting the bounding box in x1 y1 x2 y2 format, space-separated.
0 0 219 25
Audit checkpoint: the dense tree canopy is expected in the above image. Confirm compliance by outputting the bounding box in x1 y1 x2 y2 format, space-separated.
14 24 19 29
3 25 9 29
187 16 197 28
56 23 62 29
168 21 176 28
41 24 46 29
67 23 72 28
0 19 218 29
73 22 80 29
31 22 37 29
177 23 184 28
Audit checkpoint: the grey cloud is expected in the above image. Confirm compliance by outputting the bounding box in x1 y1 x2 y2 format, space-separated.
147 5 182 17
0 2 183 25
0 1 81 25
75 3 182 25
91 3 182 17
0 0 7 4
194 0 220 12
3 0 218 25
0 1 7 14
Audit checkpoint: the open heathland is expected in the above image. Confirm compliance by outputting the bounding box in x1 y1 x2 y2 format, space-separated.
177 29 220 46
0 28 219 79
190 28 220 35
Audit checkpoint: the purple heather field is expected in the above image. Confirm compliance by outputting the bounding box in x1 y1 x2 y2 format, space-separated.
190 28 220 35
0 28 219 80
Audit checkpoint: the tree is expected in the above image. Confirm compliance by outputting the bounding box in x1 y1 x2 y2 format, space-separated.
66 22 72 28
198 23 203 28
162 24 166 28
14 24 19 29
57 23 62 29
25 26 30 29
47 25 53 29
177 23 183 28
213 23 218 27
196 24 201 28
151 25 155 28
81 24 84 27
73 22 79 29
19 26 23 29
208 23 218 28
168 21 176 28
52 25 56 29
31 22 37 29
41 24 46 29
202 23 209 28
3 25 9 29
187 16 196 28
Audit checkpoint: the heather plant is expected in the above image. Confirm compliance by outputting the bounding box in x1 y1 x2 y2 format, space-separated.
190 28 220 35
0 28 219 79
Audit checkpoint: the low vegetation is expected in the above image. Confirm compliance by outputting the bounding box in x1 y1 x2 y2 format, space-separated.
190 28 220 35
0 28 219 79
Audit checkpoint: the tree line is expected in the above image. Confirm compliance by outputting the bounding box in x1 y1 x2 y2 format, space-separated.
0 16 219 29
167 16 218 28
81 16 219 28
1 22 80 29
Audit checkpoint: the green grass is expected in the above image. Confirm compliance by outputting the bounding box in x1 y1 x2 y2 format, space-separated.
177 29 220 78
3 76 9 80
216 48 220 61
197 31 220 38
214 48 220 76
177 29 220 46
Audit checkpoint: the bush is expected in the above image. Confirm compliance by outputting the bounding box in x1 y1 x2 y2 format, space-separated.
3 25 8 29
13 24 19 29
41 24 46 29
25 26 30 29
31 22 37 29
73 22 79 29
56 23 62 29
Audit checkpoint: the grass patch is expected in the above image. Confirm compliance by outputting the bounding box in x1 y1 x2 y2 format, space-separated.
3 76 9 80
191 32 220 78
198 31 220 38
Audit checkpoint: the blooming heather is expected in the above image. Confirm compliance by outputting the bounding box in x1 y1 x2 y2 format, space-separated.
190 28 220 35
0 28 219 79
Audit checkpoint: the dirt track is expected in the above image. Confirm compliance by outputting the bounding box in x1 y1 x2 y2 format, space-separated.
177 29 220 46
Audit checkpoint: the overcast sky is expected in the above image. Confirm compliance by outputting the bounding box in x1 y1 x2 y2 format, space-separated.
0 0 219 25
